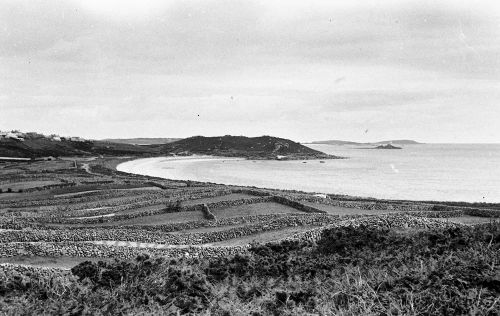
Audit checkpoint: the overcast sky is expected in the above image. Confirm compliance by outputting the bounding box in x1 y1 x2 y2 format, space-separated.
1 0 499 143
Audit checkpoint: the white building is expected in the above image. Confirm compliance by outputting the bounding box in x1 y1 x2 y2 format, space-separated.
6 132 24 141
313 193 329 199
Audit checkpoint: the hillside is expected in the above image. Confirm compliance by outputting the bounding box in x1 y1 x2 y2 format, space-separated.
156 135 338 160
101 138 182 145
0 133 156 158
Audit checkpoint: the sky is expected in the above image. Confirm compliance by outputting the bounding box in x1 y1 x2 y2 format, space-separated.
0 0 499 143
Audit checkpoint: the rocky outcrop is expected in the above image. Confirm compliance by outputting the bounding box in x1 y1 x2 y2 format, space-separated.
374 144 402 149
201 204 216 220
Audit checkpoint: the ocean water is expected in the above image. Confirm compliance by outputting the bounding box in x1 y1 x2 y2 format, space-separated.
117 144 500 203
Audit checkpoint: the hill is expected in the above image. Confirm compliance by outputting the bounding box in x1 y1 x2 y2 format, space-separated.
101 138 182 145
374 139 420 145
308 140 363 145
156 135 338 160
309 139 421 145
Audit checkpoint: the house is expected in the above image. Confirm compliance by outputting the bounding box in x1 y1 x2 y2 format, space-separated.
313 193 328 199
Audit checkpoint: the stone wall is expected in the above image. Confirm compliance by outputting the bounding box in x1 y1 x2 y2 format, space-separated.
293 195 500 217
271 196 325 213
0 214 343 245
63 213 344 233
0 263 71 278
277 214 465 244
49 196 275 224
0 214 466 260
0 242 249 259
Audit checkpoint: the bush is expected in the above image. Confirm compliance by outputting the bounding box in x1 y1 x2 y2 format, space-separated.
3 224 500 315
317 225 394 256
71 260 100 283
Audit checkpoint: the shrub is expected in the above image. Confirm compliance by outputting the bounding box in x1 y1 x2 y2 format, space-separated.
71 261 100 283
317 225 393 256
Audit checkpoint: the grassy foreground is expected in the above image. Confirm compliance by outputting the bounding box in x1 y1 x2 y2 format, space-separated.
1 224 499 315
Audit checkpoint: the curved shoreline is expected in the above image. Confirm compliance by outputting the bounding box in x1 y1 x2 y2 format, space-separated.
116 155 245 180
115 155 500 205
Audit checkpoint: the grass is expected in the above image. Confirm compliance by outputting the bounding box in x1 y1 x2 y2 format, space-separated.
181 193 255 206
213 202 301 218
301 200 402 215
438 216 499 225
1 223 499 315
52 186 160 198
169 223 249 234
0 180 62 191
205 225 319 246
91 210 206 226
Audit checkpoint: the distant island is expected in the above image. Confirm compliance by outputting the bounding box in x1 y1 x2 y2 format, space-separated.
374 144 402 149
101 138 182 145
308 139 421 146
0 131 338 160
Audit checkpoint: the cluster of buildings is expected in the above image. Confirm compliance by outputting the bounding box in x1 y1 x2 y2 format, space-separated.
0 130 25 141
0 130 86 142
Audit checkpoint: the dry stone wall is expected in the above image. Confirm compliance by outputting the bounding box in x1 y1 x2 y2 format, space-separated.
0 215 344 245
0 242 249 259
278 214 465 244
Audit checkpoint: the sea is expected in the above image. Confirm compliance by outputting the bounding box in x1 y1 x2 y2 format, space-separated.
117 144 500 203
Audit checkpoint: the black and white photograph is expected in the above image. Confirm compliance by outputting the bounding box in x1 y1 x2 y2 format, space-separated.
0 0 499 314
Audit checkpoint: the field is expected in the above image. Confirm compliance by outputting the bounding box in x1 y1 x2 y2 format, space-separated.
1 158 499 314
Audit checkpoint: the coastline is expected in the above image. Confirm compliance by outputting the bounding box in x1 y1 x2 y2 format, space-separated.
116 155 245 179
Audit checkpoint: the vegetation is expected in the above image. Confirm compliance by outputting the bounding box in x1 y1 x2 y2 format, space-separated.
0 133 158 158
1 223 499 315
153 135 339 160
0 131 336 160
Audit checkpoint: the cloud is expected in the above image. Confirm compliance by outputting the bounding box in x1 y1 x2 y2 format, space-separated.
0 0 499 142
